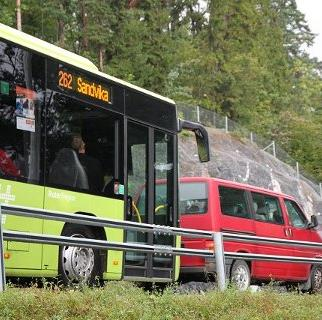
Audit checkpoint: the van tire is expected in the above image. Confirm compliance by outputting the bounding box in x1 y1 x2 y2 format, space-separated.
230 260 251 291
58 224 102 286
310 265 322 293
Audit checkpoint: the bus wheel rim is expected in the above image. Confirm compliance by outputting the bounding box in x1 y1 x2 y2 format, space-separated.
62 234 95 282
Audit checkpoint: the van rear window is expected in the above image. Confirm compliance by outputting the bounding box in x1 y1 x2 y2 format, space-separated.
179 182 208 215
219 186 250 218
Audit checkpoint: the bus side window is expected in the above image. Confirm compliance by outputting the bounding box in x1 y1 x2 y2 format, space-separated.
45 90 120 196
0 40 45 184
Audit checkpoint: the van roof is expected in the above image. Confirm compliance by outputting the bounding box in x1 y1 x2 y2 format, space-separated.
179 176 295 200
0 23 175 105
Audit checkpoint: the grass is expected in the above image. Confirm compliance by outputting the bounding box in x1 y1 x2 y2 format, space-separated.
0 281 321 320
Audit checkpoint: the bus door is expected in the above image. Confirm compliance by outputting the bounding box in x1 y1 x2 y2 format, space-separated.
124 121 176 280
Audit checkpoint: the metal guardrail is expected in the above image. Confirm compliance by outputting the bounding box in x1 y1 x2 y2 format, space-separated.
0 204 217 292
1 204 322 293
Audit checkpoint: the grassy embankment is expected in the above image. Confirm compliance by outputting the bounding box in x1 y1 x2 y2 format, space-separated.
0 281 321 320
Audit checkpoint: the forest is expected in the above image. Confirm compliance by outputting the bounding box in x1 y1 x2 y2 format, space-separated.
0 0 321 180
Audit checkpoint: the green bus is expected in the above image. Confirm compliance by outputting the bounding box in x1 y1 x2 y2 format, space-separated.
0 23 209 284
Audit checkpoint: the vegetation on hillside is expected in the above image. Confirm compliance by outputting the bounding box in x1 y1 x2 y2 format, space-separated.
0 0 321 180
0 281 322 320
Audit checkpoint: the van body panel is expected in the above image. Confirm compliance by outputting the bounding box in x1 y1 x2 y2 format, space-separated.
252 219 291 280
281 197 314 280
180 178 213 271
179 177 322 284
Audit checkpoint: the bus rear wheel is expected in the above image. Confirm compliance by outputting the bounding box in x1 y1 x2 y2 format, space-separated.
58 224 102 286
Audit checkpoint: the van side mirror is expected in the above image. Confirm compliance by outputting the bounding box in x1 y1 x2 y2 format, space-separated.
178 119 210 163
308 215 318 229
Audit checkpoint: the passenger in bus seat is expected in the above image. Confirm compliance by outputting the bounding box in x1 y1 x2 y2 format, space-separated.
71 134 104 193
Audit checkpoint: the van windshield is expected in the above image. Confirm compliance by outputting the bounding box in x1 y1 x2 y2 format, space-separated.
179 182 208 215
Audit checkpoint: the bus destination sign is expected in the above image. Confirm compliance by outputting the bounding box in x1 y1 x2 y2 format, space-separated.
58 69 111 104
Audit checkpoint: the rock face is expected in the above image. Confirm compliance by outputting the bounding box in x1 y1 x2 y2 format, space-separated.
179 127 322 219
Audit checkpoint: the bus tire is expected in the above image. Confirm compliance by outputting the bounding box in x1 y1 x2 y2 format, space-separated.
58 224 102 286
230 260 251 291
310 265 322 293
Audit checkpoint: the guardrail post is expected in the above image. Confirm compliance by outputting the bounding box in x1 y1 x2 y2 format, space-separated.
225 116 228 133
296 162 300 180
272 141 276 157
213 232 226 291
197 105 200 123
0 205 6 292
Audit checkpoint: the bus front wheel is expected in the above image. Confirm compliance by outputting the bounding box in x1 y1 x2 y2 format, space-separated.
58 224 102 286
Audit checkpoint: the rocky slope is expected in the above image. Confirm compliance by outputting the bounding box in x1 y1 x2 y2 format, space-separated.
179 127 322 219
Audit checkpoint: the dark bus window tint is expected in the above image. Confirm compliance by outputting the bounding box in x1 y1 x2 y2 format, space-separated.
252 192 284 224
0 40 45 184
179 182 208 215
219 186 250 218
284 199 307 228
45 92 121 196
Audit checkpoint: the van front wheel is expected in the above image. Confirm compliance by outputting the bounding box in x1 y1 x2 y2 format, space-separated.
311 265 322 293
230 260 250 291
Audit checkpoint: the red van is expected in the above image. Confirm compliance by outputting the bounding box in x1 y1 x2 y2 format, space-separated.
179 177 322 291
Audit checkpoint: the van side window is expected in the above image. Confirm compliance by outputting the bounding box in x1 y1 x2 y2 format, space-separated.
252 192 284 224
219 186 250 218
284 199 307 228
179 182 208 215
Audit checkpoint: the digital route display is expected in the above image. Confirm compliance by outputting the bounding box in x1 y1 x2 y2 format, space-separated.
58 69 111 104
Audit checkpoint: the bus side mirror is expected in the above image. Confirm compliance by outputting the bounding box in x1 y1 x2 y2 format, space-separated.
308 215 318 229
178 119 210 163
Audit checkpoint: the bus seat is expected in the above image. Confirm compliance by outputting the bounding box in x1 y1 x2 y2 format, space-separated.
48 148 89 189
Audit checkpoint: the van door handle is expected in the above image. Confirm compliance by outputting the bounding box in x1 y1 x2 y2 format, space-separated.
284 228 292 237
284 228 289 237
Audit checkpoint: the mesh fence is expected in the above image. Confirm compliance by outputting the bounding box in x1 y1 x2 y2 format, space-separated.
177 103 322 198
